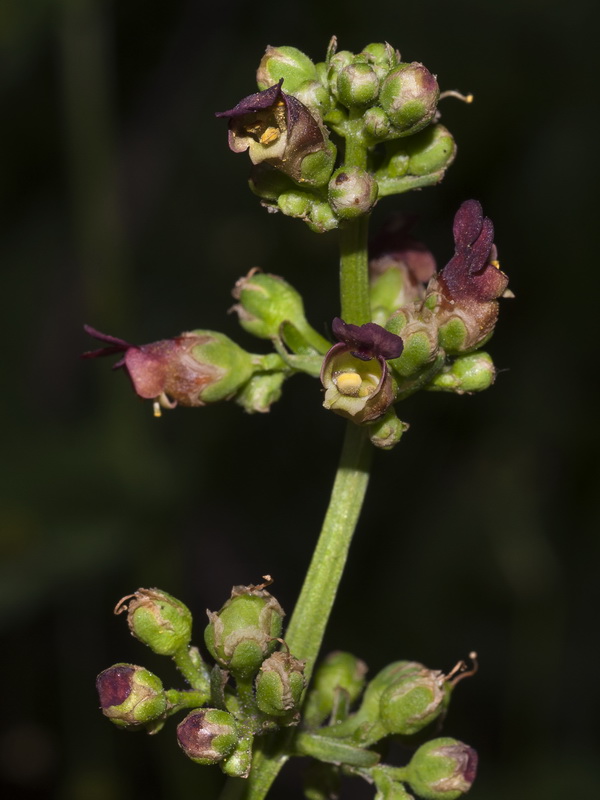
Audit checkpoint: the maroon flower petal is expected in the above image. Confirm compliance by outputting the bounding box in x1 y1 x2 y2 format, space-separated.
82 325 134 360
215 80 284 119
332 317 404 361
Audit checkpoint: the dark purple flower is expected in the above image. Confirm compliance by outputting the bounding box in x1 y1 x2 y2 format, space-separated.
216 80 335 186
321 319 403 423
438 199 508 303
427 200 509 352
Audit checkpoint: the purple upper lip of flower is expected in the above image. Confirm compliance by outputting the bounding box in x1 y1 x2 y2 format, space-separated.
81 324 133 368
331 317 404 361
215 79 285 120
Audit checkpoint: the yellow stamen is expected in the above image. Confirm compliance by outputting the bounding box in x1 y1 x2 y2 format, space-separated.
490 259 501 269
153 401 162 418
259 126 280 145
336 371 362 396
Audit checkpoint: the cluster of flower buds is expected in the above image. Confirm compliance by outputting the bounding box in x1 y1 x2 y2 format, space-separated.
216 39 460 231
318 200 509 442
97 582 306 778
295 651 478 800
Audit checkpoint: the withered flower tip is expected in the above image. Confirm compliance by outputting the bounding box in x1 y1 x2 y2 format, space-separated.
331 317 404 361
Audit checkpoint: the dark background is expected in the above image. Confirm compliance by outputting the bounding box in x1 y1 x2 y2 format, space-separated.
1 1 598 798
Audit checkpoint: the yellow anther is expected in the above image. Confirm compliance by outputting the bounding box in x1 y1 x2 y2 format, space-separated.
153 401 162 418
260 126 281 145
490 259 501 269
335 371 362 396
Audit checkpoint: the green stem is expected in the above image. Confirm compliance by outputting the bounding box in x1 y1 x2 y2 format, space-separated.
172 647 210 697
220 129 374 800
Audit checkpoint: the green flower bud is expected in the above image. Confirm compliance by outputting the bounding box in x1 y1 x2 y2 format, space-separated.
406 738 478 800
256 45 318 93
248 163 295 201
328 167 378 219
306 199 339 233
116 589 192 656
363 106 395 142
304 651 367 726
427 352 495 394
387 311 439 379
255 651 306 717
293 79 333 119
221 735 254 778
368 408 408 451
231 270 308 340
374 772 415 800
235 371 286 414
337 63 380 108
96 663 167 729
176 708 239 765
379 63 439 135
327 50 354 95
360 42 401 78
404 125 456 176
204 581 285 679
379 665 450 736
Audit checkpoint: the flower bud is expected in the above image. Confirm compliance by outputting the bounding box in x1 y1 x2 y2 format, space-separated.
216 81 336 188
255 651 306 717
176 708 239 765
379 63 439 135
303 651 368 726
327 50 354 95
336 63 380 108
404 125 456 176
374 774 415 800
235 371 286 414
368 408 408 450
427 352 495 394
363 106 395 142
360 42 401 79
231 271 308 340
386 312 439 379
321 318 403 424
379 665 450 736
328 167 378 219
116 589 192 656
256 45 318 93
406 738 478 800
96 663 167 728
83 327 255 412
204 581 285 679
293 79 333 119
221 735 254 778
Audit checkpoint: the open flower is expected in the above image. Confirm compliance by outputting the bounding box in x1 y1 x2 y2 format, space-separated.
216 80 335 187
428 199 509 353
83 325 254 413
321 318 403 423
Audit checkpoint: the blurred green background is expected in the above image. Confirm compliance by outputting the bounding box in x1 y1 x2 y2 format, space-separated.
1 0 598 798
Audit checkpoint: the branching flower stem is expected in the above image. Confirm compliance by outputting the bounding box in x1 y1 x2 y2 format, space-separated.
221 141 374 800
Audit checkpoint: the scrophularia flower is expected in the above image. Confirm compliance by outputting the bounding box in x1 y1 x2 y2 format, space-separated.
321 318 404 423
216 79 335 187
83 325 254 414
428 199 509 353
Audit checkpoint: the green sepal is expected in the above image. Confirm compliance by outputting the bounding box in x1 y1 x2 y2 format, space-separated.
235 371 286 413
404 125 456 176
303 651 368 728
121 589 193 656
300 139 337 187
188 332 255 404
294 731 380 768
427 352 495 394
368 409 408 451
389 330 438 378
221 734 255 778
437 318 468 354
256 45 318 93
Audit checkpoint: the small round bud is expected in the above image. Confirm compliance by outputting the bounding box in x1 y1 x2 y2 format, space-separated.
368 408 408 451
257 45 318 93
117 589 192 656
327 50 354 95
231 271 308 340
328 167 378 219
255 651 306 717
204 582 285 679
235 371 286 414
406 738 478 800
379 666 449 736
379 63 439 135
363 107 395 141
306 199 339 233
337 63 380 108
176 708 239 765
428 352 495 394
293 79 333 118
361 42 401 75
221 735 254 778
304 651 368 726
96 663 167 728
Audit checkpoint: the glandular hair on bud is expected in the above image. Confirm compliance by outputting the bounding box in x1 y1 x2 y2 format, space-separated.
328 167 378 219
176 709 239 765
117 589 192 656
